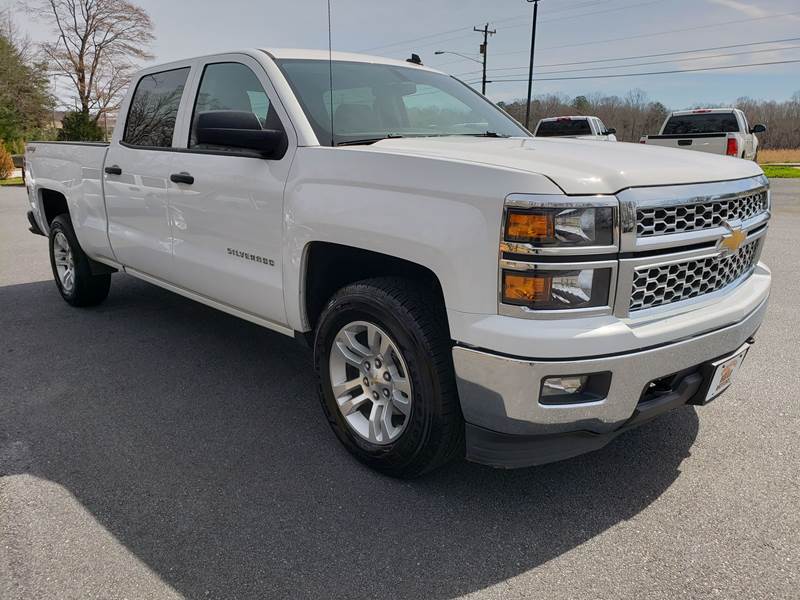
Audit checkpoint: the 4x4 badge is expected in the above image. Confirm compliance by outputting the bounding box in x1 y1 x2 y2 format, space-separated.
718 222 746 256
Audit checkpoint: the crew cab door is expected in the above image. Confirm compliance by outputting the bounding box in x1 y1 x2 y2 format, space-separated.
167 55 296 327
104 65 191 280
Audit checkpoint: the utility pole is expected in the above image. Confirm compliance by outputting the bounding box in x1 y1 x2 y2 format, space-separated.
473 23 496 95
524 0 541 130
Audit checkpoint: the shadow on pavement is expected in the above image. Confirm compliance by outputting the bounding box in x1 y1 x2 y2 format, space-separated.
0 276 699 599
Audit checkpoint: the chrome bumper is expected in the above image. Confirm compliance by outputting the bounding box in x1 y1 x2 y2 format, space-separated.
452 297 768 437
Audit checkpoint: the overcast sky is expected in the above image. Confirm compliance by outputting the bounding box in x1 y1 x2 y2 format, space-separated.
9 0 800 109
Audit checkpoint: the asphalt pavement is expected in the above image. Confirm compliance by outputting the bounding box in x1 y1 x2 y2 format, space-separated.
1 181 798 599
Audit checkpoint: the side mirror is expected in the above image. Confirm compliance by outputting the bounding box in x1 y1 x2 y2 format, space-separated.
604 128 617 135
750 123 766 134
196 111 287 158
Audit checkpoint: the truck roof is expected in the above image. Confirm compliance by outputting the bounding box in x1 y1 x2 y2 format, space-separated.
538 116 594 121
669 108 739 116
132 48 445 79
263 48 442 72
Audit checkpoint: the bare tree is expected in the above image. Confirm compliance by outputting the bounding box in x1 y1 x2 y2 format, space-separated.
30 0 154 122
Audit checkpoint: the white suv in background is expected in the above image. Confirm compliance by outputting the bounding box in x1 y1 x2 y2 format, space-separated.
533 116 617 141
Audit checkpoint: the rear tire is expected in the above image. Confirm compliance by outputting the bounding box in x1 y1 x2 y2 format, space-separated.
314 277 464 478
48 214 111 307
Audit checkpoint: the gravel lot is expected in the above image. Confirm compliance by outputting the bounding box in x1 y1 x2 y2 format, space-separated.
1 181 798 600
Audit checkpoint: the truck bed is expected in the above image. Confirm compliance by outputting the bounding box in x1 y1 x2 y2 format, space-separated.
26 141 113 262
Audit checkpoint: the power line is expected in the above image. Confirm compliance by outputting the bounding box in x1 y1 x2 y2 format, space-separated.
506 0 667 29
489 0 633 26
358 26 472 53
452 36 800 76
491 9 800 57
535 45 800 76
540 46 800 75
454 43 800 78
468 59 800 84
360 0 656 54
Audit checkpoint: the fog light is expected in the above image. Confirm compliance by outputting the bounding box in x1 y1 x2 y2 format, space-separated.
542 375 588 397
539 372 612 405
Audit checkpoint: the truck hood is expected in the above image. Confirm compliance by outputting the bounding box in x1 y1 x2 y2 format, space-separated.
362 136 764 195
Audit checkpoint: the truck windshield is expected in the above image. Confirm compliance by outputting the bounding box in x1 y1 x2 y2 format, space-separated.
535 119 592 137
662 113 739 134
274 59 528 146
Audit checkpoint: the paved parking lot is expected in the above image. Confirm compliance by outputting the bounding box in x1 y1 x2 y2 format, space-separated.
1 181 798 599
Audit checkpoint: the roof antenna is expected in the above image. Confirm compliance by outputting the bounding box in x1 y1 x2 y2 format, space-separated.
327 0 335 147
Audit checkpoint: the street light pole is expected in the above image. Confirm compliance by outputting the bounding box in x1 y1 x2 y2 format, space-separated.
524 0 541 130
473 23 496 95
434 50 482 65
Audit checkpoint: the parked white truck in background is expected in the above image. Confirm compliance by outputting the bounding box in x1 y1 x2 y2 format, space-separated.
24 49 772 477
533 115 617 141
641 108 765 160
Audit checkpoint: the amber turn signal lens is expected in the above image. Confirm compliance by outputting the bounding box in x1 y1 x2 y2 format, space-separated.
503 273 552 303
506 211 554 242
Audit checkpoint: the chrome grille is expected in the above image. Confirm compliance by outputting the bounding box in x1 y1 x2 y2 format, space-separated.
629 240 759 312
637 190 768 237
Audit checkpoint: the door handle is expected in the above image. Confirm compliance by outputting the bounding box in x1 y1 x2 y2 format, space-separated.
104 165 122 175
170 172 194 185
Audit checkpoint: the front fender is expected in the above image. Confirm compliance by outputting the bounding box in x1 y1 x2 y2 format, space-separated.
282 146 562 331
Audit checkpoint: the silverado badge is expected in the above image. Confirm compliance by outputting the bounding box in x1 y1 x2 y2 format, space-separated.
718 222 746 256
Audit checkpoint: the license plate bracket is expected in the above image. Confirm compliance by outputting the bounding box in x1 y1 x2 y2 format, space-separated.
700 342 752 404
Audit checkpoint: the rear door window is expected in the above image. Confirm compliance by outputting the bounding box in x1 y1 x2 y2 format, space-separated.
535 119 592 137
123 67 190 148
662 113 740 134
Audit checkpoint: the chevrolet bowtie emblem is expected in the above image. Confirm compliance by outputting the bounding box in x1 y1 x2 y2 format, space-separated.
719 222 746 255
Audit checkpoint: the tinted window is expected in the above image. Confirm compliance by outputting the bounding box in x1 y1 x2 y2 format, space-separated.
535 119 592 137
123 68 189 148
662 113 740 134
190 62 284 149
276 59 527 145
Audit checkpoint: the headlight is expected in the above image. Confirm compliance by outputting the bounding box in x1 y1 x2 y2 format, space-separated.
502 267 613 310
505 206 614 247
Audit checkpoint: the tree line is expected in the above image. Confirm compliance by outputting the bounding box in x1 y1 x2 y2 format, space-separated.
498 90 800 149
0 0 153 152
0 12 51 153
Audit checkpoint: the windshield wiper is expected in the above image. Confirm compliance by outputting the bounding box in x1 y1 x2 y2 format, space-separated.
337 133 404 147
465 131 510 138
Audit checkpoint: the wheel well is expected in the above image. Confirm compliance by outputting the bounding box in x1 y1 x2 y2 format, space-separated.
40 189 69 225
303 242 448 333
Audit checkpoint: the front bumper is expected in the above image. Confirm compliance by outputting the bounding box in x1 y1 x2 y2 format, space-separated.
453 296 768 468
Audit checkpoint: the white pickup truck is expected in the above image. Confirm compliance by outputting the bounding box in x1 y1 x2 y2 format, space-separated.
24 49 772 477
534 115 617 141
641 108 766 160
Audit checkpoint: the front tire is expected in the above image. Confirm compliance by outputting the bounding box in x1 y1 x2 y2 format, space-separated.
48 214 111 307
314 277 464 478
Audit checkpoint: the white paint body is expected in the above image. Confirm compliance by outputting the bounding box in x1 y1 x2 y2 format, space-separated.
24 50 770 425
641 108 760 160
